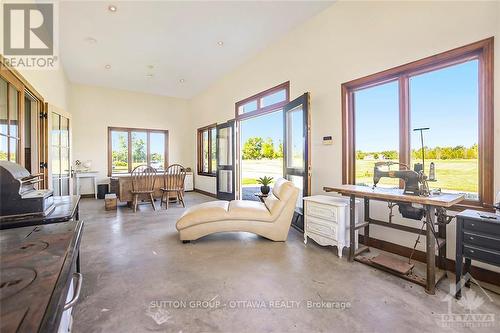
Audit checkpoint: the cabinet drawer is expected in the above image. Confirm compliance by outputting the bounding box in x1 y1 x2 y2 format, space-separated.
463 219 500 237
306 217 337 239
306 202 338 222
463 246 500 266
463 232 500 251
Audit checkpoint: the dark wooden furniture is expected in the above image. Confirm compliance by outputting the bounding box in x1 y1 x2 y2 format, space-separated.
253 192 268 203
130 165 157 212
0 220 84 333
324 184 464 294
0 195 81 230
160 164 186 209
455 210 500 299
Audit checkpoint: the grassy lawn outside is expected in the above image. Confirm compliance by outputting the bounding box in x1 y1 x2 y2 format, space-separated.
241 158 283 186
239 158 478 196
356 159 478 194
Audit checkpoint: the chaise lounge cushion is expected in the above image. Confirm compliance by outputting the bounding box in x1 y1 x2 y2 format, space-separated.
228 200 273 222
175 178 299 241
176 201 229 229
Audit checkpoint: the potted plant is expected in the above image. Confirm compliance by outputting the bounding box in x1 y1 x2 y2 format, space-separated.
257 176 273 195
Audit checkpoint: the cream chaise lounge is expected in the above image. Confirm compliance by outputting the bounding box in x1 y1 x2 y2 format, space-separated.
176 178 299 242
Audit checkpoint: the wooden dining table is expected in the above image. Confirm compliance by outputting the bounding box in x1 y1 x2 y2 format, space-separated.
109 174 182 205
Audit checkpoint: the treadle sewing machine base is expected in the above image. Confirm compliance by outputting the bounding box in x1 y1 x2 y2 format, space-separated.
323 185 464 295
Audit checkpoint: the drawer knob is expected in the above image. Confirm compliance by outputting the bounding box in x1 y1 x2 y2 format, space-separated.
471 223 475 227
469 250 474 253
469 237 474 240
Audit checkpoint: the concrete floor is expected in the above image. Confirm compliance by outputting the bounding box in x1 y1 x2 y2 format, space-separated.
73 193 500 333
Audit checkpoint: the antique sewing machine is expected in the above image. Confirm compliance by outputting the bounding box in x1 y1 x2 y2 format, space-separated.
373 161 430 196
372 161 431 220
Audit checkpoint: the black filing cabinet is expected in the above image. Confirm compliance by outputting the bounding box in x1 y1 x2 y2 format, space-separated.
455 210 500 298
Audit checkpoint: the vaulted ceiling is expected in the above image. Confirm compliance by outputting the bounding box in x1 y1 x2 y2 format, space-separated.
60 1 333 98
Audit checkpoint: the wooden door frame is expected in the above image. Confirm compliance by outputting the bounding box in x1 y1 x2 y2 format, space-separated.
1 56 48 188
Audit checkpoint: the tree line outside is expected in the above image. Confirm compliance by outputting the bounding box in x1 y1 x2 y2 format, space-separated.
355 144 478 161
242 137 283 160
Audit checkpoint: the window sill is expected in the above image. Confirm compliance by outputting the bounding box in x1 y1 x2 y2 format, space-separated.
198 172 216 177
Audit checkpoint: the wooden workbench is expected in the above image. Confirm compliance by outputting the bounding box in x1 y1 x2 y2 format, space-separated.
323 184 464 294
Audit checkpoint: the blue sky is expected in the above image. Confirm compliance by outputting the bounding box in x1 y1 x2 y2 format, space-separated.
240 111 283 147
355 60 479 152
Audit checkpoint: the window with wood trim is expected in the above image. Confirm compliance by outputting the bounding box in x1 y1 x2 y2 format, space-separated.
197 124 216 176
235 81 290 120
108 127 168 176
342 38 494 209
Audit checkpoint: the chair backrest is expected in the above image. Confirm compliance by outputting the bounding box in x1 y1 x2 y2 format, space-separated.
163 164 186 190
131 165 157 192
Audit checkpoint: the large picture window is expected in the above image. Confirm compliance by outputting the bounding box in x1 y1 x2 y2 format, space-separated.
342 38 493 209
197 124 216 176
108 127 168 176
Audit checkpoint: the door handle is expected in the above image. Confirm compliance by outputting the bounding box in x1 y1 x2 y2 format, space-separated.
64 272 83 310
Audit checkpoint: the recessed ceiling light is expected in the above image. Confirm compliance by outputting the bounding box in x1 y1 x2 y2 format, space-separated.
217 41 224 46
145 73 154 78
108 5 117 12
105 64 111 69
84 37 97 44
179 79 185 83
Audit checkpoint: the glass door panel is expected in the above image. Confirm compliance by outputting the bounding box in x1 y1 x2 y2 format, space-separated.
216 121 235 200
283 93 310 231
0 78 7 136
286 105 305 170
51 112 71 195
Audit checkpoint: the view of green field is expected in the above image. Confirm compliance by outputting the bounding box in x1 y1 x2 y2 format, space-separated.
355 159 478 194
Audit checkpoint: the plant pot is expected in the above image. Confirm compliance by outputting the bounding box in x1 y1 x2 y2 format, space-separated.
260 185 270 195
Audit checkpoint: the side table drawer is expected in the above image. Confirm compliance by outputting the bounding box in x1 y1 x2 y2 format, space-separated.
463 219 500 237
463 232 500 251
306 216 337 239
464 246 500 266
306 202 338 222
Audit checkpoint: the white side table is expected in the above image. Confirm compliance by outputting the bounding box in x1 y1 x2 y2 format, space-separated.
74 171 99 199
303 195 360 258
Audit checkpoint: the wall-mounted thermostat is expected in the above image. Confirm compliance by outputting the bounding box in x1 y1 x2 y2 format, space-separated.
323 136 333 145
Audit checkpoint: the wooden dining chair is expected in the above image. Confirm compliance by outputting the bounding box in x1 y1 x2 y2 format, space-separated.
160 164 186 209
131 165 157 212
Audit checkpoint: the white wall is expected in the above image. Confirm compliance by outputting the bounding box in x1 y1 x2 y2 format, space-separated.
188 1 500 269
18 67 70 111
70 83 193 186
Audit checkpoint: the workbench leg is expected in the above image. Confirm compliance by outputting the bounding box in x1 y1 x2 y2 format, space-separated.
349 194 356 262
438 217 446 271
363 198 370 246
425 205 436 295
